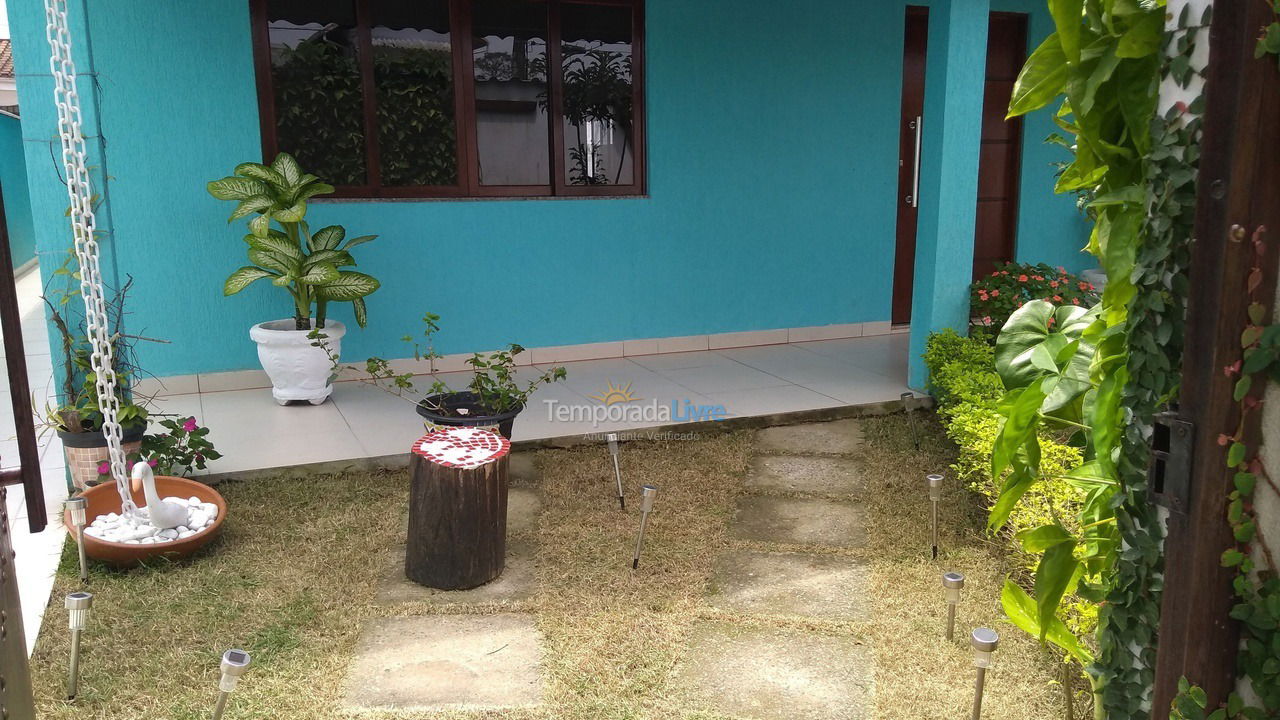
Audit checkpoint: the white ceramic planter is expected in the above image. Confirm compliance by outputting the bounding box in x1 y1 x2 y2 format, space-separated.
248 319 346 406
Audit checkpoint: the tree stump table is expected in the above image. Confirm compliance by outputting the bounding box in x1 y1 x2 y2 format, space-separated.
406 427 512 590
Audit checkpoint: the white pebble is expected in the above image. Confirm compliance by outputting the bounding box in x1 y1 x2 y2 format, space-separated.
189 496 201 506
157 529 179 540
178 530 194 539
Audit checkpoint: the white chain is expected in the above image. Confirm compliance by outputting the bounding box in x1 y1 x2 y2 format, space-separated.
44 0 136 516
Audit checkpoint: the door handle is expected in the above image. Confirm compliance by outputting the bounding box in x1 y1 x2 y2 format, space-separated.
910 116 922 208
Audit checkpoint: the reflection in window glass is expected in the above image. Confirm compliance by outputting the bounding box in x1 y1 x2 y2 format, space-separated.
267 0 367 185
372 0 458 186
560 2 633 186
472 0 550 186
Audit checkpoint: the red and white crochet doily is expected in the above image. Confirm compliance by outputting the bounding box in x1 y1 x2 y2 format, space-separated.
413 426 510 469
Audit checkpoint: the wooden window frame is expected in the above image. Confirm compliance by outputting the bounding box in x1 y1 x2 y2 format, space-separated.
249 0 646 200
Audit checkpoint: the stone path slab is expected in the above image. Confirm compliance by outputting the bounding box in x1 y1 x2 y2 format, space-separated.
746 455 868 495
508 452 539 485
342 614 544 711
709 549 869 620
376 538 537 606
677 622 872 720
733 496 867 547
506 487 542 535
754 419 864 456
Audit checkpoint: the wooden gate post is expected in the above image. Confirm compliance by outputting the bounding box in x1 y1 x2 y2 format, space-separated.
1152 0 1280 713
406 427 512 590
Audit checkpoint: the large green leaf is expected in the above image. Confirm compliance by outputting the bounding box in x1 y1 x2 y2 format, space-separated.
207 177 268 201
352 297 368 328
995 301 1096 411
1115 10 1164 58
1001 580 1093 665
299 263 340 285
1009 33 1070 118
314 271 381 301
1018 524 1075 553
249 235 305 261
273 202 308 224
271 152 304 186
249 214 271 238
227 195 275 222
342 234 378 250
1049 0 1086 64
304 250 355 270
234 162 286 188
248 247 300 276
290 181 335 205
1034 540 1079 641
310 225 346 252
224 266 277 296
992 379 1050 478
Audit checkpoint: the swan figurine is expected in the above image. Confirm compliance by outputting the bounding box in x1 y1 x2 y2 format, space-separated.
131 462 187 530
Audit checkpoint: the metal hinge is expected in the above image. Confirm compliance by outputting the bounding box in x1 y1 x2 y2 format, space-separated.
1149 412 1195 515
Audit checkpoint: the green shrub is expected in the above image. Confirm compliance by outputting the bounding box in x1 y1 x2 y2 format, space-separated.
924 330 1097 636
969 261 1100 334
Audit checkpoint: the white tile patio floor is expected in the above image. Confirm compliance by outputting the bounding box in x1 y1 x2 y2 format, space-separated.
1 264 913 656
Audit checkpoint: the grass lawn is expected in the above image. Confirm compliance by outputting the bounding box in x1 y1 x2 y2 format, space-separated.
28 413 1071 719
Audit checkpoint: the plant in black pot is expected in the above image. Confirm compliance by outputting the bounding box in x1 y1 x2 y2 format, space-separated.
340 313 566 439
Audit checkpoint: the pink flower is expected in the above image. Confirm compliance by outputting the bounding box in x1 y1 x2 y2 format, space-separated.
148 458 158 468
1072 298 1081 305
1053 295 1063 302
1049 280 1059 289
990 290 999 298
1078 281 1090 291
1033 275 1044 282
978 291 989 301
1018 274 1029 283
97 461 110 475
991 271 999 277
182 417 198 432
982 316 992 325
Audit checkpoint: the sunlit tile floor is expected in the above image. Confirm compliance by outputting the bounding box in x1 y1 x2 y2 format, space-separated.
2 264 913 655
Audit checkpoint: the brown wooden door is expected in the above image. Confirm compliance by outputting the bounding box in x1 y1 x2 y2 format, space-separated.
972 12 1027 280
891 7 929 326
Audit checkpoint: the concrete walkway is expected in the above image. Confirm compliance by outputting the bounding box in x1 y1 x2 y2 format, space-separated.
340 419 876 718
680 419 874 719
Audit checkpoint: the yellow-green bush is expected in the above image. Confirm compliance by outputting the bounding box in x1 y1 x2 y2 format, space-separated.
925 330 1096 636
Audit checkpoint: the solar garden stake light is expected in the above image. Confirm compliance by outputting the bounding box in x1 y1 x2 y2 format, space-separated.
927 473 944 559
607 433 625 510
631 485 658 570
970 628 1000 720
65 591 93 700
211 649 252 720
66 497 89 583
901 391 920 450
942 572 965 640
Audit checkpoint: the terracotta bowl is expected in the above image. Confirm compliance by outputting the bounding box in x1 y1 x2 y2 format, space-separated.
66 475 228 567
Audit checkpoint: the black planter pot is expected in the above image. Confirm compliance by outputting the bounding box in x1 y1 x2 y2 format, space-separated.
416 392 523 440
57 425 146 448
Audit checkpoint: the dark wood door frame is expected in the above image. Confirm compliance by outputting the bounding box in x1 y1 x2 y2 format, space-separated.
891 6 929 327
0 184 46 534
1151 1 1280 714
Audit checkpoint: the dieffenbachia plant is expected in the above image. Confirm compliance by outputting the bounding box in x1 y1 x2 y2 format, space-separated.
207 153 380 330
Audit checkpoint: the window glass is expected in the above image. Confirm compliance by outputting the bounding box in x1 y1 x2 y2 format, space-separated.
266 0 367 186
371 0 458 186
472 0 550 186
560 2 634 186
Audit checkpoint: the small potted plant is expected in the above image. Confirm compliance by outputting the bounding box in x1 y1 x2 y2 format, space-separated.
94 415 223 485
346 313 567 438
207 152 381 406
40 271 153 490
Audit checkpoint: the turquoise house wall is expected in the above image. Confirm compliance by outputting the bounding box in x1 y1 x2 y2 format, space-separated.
0 113 36 269
9 0 1082 380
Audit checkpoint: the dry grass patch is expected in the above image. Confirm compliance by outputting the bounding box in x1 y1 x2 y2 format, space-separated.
27 416 1072 720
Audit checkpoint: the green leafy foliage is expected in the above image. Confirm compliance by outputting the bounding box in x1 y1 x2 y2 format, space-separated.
1002 2 1203 714
924 331 1097 645
353 313 568 416
208 153 381 330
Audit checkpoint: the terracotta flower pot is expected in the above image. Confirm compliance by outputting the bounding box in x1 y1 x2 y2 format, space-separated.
67 475 227 567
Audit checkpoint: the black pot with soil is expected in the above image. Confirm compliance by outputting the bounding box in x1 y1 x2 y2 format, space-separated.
416 392 523 439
